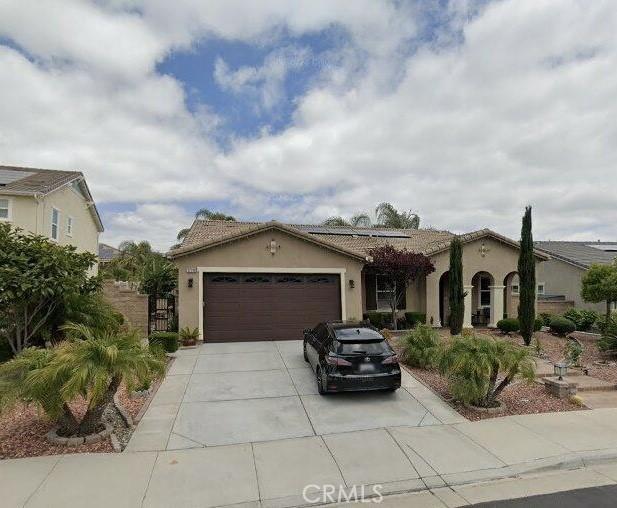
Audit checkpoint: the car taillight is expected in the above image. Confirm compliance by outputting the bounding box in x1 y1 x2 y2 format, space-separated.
382 354 398 365
326 355 352 366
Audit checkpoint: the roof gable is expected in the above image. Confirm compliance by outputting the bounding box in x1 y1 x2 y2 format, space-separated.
168 221 369 261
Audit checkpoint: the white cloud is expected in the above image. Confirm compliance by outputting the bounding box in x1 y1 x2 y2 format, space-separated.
101 204 193 251
1 0 617 251
214 46 312 112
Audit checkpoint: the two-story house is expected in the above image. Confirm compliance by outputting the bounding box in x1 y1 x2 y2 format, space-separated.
0 165 103 272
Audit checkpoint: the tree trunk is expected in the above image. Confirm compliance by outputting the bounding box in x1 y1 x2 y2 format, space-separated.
57 403 80 436
489 373 514 403
77 376 121 435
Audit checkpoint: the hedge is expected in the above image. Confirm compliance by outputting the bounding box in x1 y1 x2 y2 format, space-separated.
404 312 426 327
549 316 576 336
497 318 519 334
148 332 179 353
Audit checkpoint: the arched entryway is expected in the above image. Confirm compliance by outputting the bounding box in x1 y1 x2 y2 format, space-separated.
470 271 495 327
438 271 450 328
503 271 518 319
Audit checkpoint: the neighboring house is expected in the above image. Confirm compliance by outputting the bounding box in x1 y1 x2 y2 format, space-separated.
169 220 549 342
0 165 103 272
99 243 121 264
530 241 617 314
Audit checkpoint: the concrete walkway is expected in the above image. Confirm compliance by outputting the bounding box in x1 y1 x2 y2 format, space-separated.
5 341 617 507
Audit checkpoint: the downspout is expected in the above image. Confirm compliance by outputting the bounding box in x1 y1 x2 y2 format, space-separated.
34 192 44 234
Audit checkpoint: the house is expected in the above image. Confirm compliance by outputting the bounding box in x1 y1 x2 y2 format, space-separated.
529 241 617 314
0 165 103 271
168 220 549 342
99 243 121 264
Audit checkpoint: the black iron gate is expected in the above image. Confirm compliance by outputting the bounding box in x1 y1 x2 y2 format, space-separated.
148 294 176 334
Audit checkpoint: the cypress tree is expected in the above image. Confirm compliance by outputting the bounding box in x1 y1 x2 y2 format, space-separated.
518 206 536 346
449 237 465 335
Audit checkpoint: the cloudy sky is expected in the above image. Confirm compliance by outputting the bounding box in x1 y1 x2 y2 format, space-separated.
1 0 616 251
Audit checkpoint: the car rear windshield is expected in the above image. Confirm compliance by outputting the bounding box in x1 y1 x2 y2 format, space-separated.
334 340 390 355
334 327 383 340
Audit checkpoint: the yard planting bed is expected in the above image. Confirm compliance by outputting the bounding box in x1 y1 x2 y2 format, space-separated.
0 358 172 460
390 328 597 421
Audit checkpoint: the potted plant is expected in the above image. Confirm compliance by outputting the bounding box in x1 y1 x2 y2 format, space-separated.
179 327 199 348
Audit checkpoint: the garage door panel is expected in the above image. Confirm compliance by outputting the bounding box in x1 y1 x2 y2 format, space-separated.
204 273 340 342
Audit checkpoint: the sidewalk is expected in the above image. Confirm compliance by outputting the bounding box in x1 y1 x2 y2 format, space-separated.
4 407 617 508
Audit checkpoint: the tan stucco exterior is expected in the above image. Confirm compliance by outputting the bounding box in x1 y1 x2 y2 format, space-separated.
424 237 521 327
173 228 365 338
1 185 100 273
536 258 606 313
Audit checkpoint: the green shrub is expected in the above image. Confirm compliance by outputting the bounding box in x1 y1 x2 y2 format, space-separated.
404 312 426 327
148 332 179 353
598 316 617 352
539 313 553 327
549 316 576 336
364 312 391 329
534 318 543 332
400 324 441 368
563 308 599 331
564 339 583 366
497 318 520 335
438 334 535 407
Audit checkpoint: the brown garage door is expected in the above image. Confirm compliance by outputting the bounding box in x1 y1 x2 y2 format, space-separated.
203 273 341 342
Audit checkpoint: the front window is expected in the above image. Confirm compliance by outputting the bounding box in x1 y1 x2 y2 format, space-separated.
51 208 59 241
537 283 545 295
376 275 395 310
480 276 491 307
0 198 10 220
511 284 519 295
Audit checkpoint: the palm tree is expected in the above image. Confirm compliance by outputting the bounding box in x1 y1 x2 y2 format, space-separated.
39 324 165 435
322 213 372 227
0 348 79 435
375 202 420 229
176 209 236 242
195 208 236 221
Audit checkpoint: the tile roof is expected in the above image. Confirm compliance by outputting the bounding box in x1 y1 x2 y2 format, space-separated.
535 241 617 268
171 220 551 262
0 165 104 232
0 165 81 195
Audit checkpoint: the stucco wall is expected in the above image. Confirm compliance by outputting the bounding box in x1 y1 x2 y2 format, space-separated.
425 237 521 326
173 229 365 336
2 186 100 273
536 258 605 313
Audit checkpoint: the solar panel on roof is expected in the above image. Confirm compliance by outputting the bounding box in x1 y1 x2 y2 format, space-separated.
0 169 34 185
303 225 410 239
588 244 617 252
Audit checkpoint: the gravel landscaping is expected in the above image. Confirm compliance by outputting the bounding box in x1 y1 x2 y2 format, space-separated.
0 378 157 460
391 328 588 421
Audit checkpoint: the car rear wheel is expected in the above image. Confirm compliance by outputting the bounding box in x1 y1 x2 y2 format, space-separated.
316 367 328 395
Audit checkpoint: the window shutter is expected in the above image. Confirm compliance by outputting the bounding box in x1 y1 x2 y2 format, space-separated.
365 273 377 310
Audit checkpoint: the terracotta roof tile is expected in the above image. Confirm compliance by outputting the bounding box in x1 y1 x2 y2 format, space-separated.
0 165 81 195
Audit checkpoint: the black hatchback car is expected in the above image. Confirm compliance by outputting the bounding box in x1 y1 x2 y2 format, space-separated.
303 321 401 394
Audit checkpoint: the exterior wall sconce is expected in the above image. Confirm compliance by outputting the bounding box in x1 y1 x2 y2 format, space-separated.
554 362 568 380
187 278 194 288
349 279 355 289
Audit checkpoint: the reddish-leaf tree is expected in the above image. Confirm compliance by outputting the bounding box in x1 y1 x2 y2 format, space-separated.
367 245 435 330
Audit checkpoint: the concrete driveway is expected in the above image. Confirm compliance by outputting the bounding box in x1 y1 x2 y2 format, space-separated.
127 340 465 451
